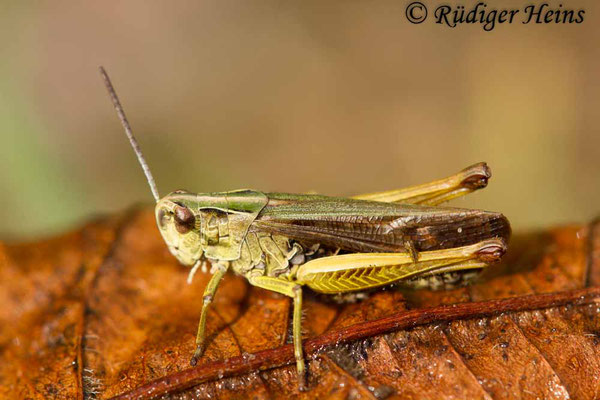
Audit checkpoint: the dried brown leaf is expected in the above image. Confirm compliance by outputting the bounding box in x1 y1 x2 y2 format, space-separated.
1 210 600 399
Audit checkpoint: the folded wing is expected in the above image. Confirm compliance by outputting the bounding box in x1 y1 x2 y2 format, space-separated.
252 193 510 253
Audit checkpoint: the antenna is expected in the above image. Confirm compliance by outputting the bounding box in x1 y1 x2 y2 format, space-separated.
99 66 160 202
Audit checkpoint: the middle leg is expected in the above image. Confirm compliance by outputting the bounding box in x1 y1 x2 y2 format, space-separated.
247 274 306 391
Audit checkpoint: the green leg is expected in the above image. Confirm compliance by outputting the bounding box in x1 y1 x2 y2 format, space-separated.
291 285 304 389
190 262 228 366
248 275 306 391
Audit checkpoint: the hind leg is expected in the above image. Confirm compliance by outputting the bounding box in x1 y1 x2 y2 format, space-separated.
352 162 491 205
294 238 506 294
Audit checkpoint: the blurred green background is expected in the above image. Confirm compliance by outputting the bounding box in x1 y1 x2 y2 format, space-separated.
1 1 598 241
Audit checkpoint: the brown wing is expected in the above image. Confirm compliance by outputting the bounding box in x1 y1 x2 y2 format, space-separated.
251 193 510 253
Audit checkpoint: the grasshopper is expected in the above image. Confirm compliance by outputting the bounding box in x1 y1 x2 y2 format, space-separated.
100 67 510 390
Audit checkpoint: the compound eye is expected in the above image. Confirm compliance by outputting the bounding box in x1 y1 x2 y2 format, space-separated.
174 205 196 234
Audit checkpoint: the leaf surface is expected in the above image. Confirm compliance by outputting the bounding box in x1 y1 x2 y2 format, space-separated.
1 210 600 399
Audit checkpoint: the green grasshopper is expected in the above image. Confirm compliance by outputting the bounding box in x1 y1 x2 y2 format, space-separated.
100 67 510 390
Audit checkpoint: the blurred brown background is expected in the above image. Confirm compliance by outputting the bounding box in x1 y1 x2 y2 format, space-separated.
0 1 598 241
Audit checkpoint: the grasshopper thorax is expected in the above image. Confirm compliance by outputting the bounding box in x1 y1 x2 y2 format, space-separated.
156 190 204 266
155 189 269 267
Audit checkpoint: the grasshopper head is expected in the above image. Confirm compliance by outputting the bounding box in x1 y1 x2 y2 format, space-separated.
155 191 203 266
